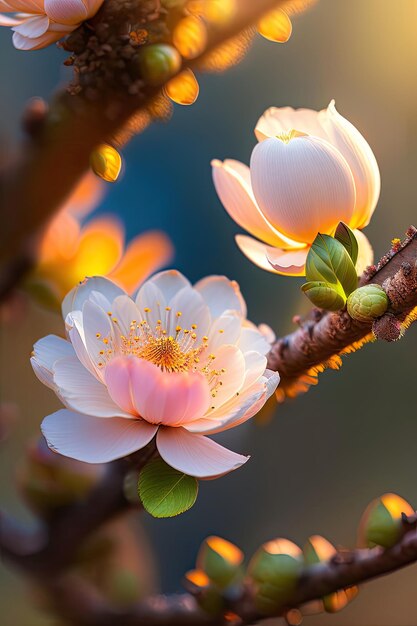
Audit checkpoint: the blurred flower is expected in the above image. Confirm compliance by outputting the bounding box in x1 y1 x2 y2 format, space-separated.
212 101 379 276
32 272 279 478
27 173 173 309
0 0 104 50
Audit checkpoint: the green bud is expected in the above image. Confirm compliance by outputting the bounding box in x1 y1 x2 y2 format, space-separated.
197 536 244 588
248 539 303 613
303 536 358 613
301 281 346 311
184 570 224 615
359 493 414 548
136 44 182 86
347 284 389 323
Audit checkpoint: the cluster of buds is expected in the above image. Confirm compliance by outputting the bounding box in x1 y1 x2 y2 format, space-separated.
302 222 391 322
186 492 415 619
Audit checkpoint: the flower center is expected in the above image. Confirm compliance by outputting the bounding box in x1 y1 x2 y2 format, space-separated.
95 306 226 400
275 129 308 144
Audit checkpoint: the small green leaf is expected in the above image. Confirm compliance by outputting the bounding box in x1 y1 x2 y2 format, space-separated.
138 457 198 518
335 222 359 265
305 233 358 298
301 281 346 311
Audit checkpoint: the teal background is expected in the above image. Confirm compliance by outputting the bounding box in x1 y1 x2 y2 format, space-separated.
1 0 417 624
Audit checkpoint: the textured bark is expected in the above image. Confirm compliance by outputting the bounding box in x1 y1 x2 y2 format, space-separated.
267 227 417 399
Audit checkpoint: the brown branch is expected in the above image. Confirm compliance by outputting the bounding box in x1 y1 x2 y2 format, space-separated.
15 526 417 626
267 227 417 398
1 444 156 578
0 0 289 302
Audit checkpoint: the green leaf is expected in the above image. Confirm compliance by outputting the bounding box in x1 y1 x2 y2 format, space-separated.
301 281 346 311
305 233 358 298
335 222 359 265
138 457 198 518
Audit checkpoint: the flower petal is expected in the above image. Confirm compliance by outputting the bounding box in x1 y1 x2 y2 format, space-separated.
12 28 63 49
206 344 246 410
53 356 133 418
105 357 211 426
321 101 380 229
31 334 75 389
354 229 374 276
41 409 157 463
108 231 174 295
235 234 283 274
144 269 191 302
62 276 126 320
238 325 271 356
12 14 49 37
211 159 302 249
250 135 356 244
44 0 89 25
194 275 247 318
266 247 309 276
156 426 249 478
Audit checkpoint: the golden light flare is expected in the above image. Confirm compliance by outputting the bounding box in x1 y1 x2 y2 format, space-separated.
257 7 293 43
165 69 200 105
90 144 122 183
196 30 254 73
184 569 211 588
173 15 208 59
187 0 236 24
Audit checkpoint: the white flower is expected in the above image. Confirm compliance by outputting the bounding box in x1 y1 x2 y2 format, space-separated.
32 272 279 479
212 101 379 276
0 0 104 50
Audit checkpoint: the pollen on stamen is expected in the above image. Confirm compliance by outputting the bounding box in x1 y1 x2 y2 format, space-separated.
96 333 101 338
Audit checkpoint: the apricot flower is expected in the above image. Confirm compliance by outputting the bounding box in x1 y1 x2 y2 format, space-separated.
212 101 379 276
0 0 104 50
29 173 173 308
32 272 279 478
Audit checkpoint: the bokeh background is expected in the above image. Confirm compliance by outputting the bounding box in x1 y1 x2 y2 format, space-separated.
1 0 417 623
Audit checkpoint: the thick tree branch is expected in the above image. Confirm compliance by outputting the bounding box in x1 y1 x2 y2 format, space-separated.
0 0 289 301
267 227 417 399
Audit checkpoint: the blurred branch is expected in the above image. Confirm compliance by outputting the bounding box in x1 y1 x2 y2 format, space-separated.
6 515 417 626
0 0 288 302
267 227 417 399
1 444 156 577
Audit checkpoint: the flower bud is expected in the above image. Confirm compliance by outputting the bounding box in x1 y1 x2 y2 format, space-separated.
90 144 122 183
135 44 181 86
347 284 389 323
184 569 224 615
197 536 244 588
248 539 303 613
359 493 414 548
303 536 358 613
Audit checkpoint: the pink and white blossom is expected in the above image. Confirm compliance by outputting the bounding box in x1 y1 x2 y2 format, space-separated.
32 272 279 479
0 0 104 50
212 101 379 276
